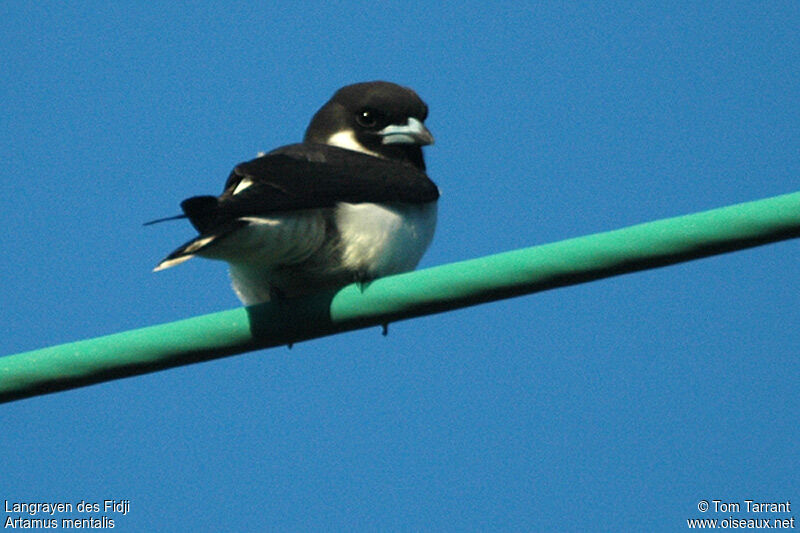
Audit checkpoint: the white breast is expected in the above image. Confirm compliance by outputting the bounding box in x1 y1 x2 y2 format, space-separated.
334 201 438 278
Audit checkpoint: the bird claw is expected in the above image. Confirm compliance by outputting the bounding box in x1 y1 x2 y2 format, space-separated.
354 271 372 293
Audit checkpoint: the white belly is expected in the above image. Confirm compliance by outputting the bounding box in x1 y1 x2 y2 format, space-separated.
218 202 437 305
334 201 438 277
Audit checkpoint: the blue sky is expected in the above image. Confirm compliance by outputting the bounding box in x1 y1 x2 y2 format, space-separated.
2 2 798 530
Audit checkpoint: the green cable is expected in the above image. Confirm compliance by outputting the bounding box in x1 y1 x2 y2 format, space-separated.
2 190 800 404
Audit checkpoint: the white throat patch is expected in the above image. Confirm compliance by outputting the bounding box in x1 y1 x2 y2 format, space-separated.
325 130 382 158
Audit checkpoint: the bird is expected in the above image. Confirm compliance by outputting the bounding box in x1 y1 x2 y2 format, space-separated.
150 81 439 305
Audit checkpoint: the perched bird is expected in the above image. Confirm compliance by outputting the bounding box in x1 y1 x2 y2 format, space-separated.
151 81 439 305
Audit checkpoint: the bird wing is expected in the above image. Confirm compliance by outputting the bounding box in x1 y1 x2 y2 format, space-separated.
181 143 439 234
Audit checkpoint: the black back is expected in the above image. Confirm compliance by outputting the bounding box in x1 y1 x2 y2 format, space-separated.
181 143 439 234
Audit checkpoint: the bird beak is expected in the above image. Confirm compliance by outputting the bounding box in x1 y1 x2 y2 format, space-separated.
378 117 434 146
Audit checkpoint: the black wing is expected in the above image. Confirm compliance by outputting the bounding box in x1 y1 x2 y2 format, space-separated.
181 143 439 234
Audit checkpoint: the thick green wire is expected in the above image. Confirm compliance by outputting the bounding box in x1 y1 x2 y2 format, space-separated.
2 190 800 404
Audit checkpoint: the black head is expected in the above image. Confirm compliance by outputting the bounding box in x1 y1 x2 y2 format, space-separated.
304 81 433 170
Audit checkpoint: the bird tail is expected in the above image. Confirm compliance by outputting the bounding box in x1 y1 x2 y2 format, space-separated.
152 218 250 272
151 195 237 271
144 195 219 228
180 196 221 234
153 234 220 271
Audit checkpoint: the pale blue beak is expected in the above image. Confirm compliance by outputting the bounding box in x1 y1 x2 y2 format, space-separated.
378 117 434 146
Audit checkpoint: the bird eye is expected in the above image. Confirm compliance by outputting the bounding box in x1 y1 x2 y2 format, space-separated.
356 108 382 128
